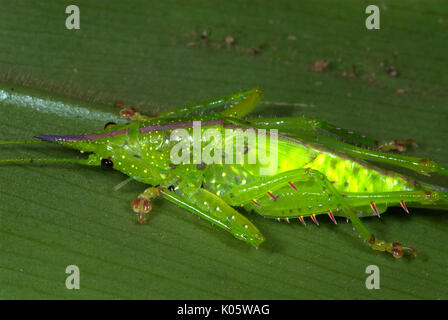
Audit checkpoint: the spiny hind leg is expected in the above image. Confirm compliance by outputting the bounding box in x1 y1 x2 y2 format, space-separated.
224 168 417 258
303 171 418 258
246 116 417 152
339 189 446 217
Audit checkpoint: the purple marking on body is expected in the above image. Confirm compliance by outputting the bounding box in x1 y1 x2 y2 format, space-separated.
35 129 127 142
35 119 224 142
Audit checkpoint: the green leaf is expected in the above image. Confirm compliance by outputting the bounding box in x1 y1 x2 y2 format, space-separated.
0 0 447 299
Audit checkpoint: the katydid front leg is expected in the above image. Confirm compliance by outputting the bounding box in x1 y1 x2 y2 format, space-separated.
131 187 161 224
131 185 265 247
163 187 264 247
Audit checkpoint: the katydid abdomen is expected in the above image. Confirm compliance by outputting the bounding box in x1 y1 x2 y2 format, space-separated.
214 133 429 220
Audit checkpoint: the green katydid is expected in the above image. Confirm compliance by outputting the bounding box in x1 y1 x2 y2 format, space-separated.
1 85 447 258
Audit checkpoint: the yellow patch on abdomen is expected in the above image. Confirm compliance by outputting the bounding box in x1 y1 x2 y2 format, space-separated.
305 153 413 193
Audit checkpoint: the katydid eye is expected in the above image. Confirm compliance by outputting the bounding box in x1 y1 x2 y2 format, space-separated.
101 158 114 169
104 122 117 130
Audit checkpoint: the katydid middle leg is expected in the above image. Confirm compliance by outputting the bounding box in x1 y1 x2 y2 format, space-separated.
131 185 265 247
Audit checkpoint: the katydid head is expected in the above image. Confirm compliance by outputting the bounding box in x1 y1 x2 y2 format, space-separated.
1 118 169 187
32 124 164 186
34 128 132 170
